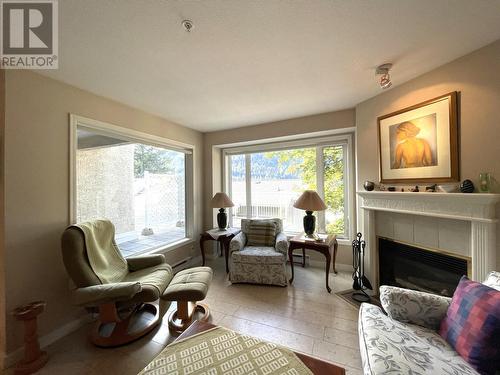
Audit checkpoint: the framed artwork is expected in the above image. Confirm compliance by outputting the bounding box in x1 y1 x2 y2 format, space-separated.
377 92 459 184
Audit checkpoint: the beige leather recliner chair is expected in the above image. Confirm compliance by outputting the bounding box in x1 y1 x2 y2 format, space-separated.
61 220 173 347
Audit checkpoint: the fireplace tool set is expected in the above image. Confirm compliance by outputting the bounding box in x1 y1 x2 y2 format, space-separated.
352 232 373 302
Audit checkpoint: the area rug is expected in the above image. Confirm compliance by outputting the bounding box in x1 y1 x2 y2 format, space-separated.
138 326 313 375
336 289 381 309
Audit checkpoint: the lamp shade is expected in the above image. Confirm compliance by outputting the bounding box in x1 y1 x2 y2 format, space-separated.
293 190 327 211
210 192 234 208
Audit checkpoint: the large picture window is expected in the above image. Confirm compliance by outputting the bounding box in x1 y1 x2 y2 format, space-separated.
225 136 352 239
71 116 193 257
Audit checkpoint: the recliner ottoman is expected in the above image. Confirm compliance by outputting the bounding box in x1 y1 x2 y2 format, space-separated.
161 266 213 332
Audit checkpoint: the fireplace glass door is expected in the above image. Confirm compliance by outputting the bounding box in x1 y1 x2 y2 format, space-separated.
378 237 469 297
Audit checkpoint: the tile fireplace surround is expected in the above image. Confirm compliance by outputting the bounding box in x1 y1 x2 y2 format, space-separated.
357 191 500 292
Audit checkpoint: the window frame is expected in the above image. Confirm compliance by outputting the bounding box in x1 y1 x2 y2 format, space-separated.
69 114 195 256
222 134 354 243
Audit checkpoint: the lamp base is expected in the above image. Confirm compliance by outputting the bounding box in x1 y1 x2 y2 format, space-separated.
217 209 227 230
304 233 320 240
303 211 315 236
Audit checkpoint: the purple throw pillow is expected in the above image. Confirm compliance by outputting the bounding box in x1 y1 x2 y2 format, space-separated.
439 276 500 374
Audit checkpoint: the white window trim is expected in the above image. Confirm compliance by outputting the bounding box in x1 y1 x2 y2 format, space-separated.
69 114 195 255
144 237 195 257
222 133 355 243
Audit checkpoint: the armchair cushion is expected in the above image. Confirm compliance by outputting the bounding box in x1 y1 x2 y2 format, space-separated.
73 282 141 307
127 254 166 272
241 218 283 234
275 232 288 255
229 232 246 253
231 246 285 265
246 220 277 247
380 285 451 330
123 263 173 301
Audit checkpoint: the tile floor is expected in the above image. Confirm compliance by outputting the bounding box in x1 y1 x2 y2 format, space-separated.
12 258 362 375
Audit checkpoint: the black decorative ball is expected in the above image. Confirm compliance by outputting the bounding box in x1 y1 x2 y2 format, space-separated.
460 179 474 193
363 181 375 191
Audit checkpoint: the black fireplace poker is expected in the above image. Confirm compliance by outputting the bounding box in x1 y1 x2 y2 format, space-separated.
352 232 373 302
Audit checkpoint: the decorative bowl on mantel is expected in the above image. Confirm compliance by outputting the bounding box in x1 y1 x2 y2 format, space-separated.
437 184 460 193
363 181 375 191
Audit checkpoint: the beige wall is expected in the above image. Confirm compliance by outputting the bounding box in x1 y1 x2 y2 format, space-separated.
0 70 5 368
3 70 204 354
203 109 356 266
356 39 500 269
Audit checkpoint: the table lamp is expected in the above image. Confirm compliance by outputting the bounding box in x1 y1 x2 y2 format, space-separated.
293 190 327 238
210 192 234 230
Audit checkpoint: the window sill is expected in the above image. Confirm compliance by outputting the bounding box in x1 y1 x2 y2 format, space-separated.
124 237 195 258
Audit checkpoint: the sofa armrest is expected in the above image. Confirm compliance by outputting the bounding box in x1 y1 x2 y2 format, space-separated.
72 282 142 307
483 271 500 291
127 254 165 272
229 232 246 253
379 285 451 330
275 232 289 255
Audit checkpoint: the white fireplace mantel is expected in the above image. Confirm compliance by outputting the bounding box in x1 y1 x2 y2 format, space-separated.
358 191 500 222
357 191 500 289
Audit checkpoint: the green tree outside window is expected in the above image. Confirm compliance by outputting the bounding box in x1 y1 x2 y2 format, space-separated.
265 146 345 235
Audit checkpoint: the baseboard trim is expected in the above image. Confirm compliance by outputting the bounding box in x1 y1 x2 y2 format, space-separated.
189 255 202 267
4 314 91 369
308 259 352 273
171 256 193 270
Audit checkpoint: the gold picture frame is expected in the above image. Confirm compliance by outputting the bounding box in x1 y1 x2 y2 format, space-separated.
377 92 459 184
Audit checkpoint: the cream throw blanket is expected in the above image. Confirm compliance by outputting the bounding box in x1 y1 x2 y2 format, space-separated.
73 219 128 284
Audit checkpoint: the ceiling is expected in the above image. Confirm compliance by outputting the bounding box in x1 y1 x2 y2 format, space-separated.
41 0 500 132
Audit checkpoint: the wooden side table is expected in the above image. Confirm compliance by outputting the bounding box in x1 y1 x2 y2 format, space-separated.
288 234 338 293
200 228 240 273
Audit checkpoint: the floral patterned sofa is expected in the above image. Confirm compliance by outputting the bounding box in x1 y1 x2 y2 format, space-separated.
358 271 500 375
228 218 289 286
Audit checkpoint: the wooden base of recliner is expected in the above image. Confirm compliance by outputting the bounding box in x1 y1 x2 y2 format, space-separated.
168 301 210 332
91 303 160 347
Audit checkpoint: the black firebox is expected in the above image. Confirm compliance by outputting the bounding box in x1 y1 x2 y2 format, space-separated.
378 237 469 297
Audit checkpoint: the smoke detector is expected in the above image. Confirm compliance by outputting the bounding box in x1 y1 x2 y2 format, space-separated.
181 20 194 32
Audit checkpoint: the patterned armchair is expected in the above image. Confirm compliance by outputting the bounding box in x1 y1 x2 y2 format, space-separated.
358 271 500 374
229 218 289 286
